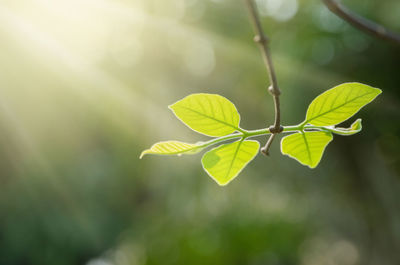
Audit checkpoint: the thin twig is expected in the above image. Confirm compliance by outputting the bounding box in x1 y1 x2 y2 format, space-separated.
323 0 400 45
244 0 283 156
260 134 276 156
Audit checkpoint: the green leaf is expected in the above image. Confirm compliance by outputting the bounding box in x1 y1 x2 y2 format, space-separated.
305 83 381 126
140 141 202 158
169 93 241 137
281 131 333 168
201 140 259 186
330 118 362 136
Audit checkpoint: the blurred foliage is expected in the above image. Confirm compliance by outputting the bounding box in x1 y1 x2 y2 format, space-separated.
0 0 399 264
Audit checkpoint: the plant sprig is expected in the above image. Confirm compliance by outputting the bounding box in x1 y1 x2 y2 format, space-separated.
141 82 381 186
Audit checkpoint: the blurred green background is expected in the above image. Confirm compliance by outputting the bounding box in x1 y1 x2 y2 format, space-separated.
0 0 399 264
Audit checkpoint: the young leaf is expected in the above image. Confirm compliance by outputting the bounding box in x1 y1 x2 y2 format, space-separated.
305 83 381 126
281 131 333 168
169 93 241 137
140 141 202 159
330 119 362 136
201 140 259 186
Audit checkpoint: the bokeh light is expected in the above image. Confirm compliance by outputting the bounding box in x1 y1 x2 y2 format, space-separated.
0 0 399 264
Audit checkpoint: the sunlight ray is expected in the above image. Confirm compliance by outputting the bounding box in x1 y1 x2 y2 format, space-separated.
0 3 164 135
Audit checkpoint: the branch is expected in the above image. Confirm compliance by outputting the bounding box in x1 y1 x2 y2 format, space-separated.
244 0 283 156
260 133 276 156
323 0 400 45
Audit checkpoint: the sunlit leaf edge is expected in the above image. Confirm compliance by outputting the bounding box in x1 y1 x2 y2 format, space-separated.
280 131 333 169
201 140 259 186
168 93 241 137
305 82 382 126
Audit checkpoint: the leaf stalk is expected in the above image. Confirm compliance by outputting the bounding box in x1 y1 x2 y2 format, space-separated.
197 123 358 152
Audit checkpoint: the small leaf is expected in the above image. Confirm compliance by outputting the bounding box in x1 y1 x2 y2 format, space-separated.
281 131 333 168
140 141 202 158
201 140 259 186
169 93 241 137
331 119 362 136
305 83 381 126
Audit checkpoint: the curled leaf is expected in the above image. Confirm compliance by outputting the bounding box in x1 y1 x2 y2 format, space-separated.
330 119 362 136
140 141 202 158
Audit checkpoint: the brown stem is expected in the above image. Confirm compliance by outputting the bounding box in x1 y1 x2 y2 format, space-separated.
260 134 276 156
323 0 400 45
245 0 283 156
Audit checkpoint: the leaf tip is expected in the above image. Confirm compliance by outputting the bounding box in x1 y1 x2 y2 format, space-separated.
167 104 176 115
370 86 382 100
216 180 230 187
306 163 318 169
204 172 233 186
352 118 362 131
374 87 382 94
167 103 174 110
139 150 148 159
